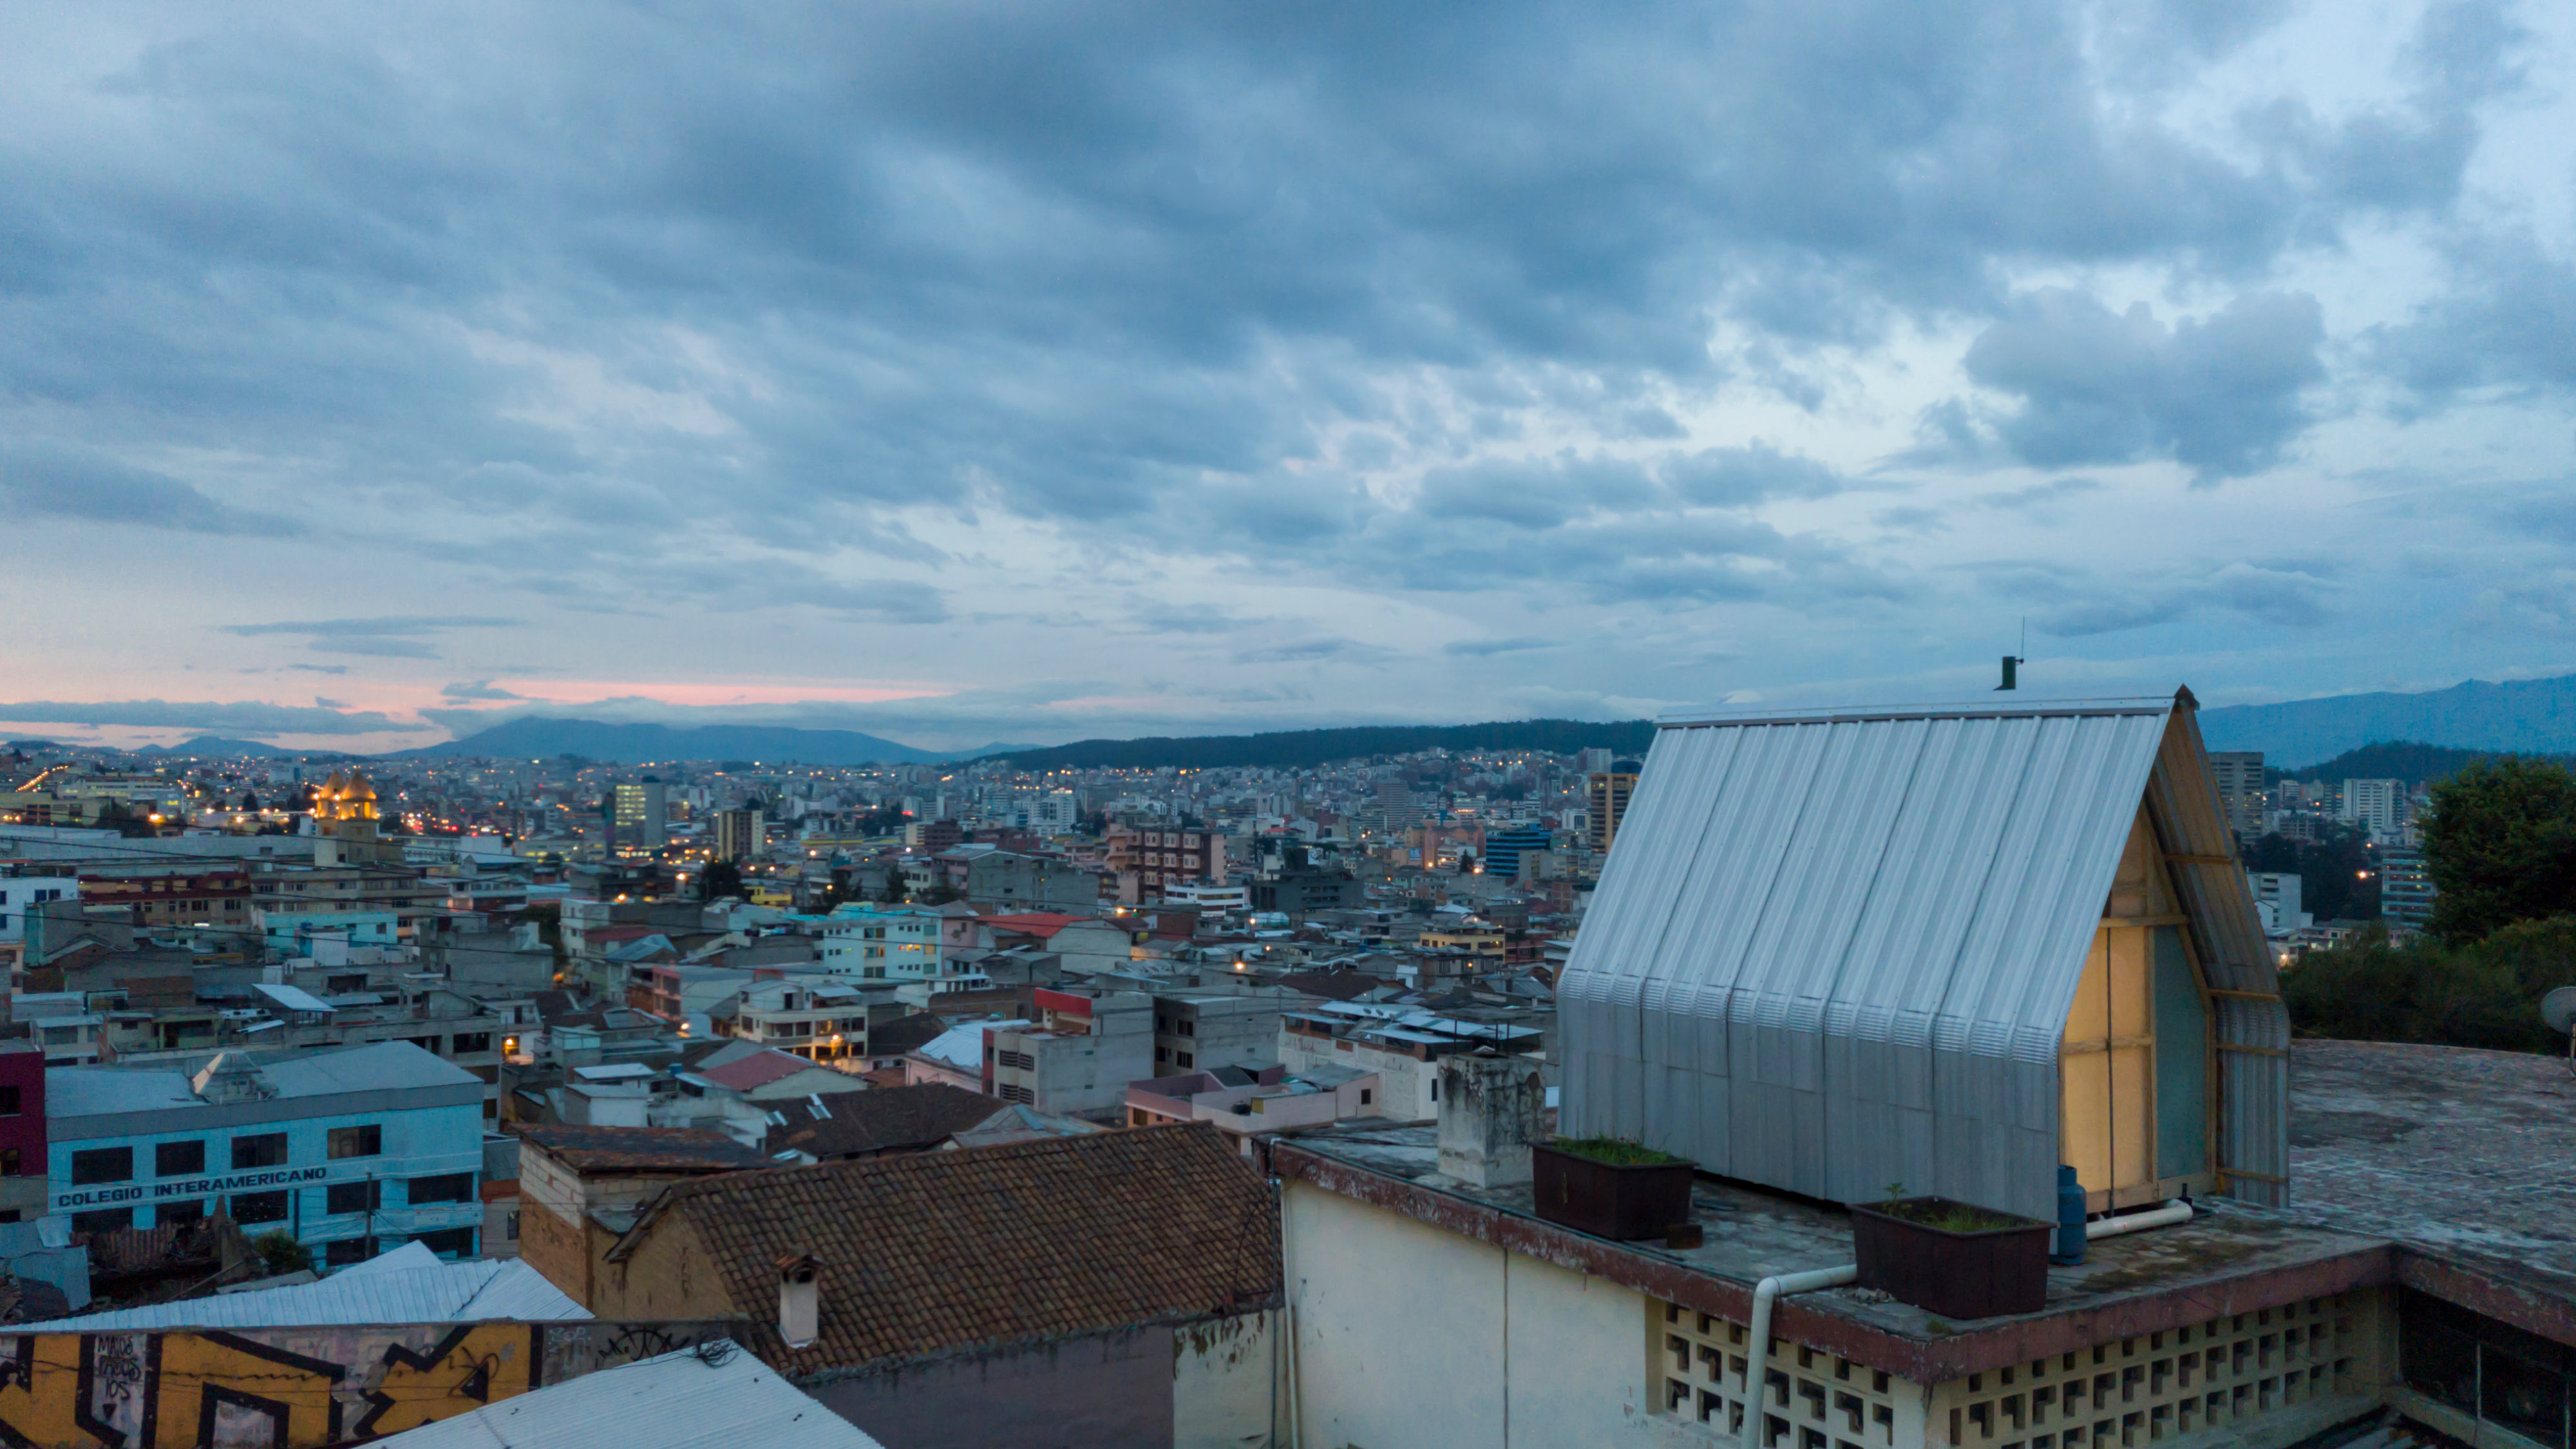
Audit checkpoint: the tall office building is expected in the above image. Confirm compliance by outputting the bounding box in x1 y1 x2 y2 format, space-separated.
1482 825 1554 882
1587 761 1640 857
2206 752 2264 844
610 779 668 851
1375 782 1417 831
2378 847 2436 934
713 807 765 864
2340 779 2407 841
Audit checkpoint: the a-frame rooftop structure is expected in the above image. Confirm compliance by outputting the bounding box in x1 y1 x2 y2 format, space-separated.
1557 690 2288 1220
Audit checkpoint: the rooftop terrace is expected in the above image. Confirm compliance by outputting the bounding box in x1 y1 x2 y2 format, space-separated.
1269 1039 2576 1383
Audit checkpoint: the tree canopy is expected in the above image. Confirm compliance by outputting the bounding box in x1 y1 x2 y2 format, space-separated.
697 859 744 902
2421 758 2576 945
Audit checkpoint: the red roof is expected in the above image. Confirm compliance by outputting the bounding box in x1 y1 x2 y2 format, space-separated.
585 924 661 943
699 1048 827 1092
980 913 1088 938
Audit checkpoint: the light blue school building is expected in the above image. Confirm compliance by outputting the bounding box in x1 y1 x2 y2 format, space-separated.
45 1040 484 1268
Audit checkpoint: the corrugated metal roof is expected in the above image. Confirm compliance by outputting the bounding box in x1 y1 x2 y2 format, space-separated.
374 1340 884 1449
252 981 339 1014
33 1247 590 1330
1557 692 2288 1220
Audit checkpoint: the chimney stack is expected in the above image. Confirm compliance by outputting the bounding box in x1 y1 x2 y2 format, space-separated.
777 1252 822 1349
1437 1050 1546 1188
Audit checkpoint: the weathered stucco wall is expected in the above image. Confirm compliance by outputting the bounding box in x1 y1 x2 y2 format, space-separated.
1284 1179 1655 1448
0 1319 737 1449
1171 1307 1279 1449
802 1326 1175 1449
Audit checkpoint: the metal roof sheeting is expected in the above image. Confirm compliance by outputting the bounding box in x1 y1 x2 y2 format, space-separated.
374 1340 884 1449
33 1247 591 1330
1557 692 2289 1221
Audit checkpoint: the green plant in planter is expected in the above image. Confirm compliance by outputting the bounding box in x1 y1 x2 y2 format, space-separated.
1873 1197 2025 1233
1551 1135 1684 1167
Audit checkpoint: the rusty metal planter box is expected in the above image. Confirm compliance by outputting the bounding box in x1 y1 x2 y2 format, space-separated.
1531 1143 1695 1240
1852 1197 2053 1319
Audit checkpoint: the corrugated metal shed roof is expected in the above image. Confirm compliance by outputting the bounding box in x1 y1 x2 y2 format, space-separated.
1557 692 2287 1220
33 1246 590 1330
374 1340 883 1449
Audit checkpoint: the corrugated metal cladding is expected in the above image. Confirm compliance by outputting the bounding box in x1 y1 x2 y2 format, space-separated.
1557 692 2289 1222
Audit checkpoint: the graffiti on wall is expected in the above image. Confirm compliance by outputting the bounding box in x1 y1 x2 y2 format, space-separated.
0 1319 739 1448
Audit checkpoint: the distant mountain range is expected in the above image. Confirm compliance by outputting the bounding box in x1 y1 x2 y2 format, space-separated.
2271 741 2571 787
392 717 1028 766
985 718 1658 772
142 735 298 758
2197 673 2576 767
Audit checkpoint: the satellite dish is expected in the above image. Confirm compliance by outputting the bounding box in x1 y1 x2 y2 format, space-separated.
2544 985 2576 1037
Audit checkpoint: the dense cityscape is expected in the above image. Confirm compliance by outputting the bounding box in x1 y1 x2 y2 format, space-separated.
7 0 2575 1444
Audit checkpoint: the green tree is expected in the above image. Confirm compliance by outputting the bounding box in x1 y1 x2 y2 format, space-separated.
250 1231 312 1276
698 859 744 901
2421 759 2576 944
917 878 962 906
876 870 907 904
2283 915 2573 1054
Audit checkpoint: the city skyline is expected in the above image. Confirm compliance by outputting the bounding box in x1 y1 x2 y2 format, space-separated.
5 2 2574 752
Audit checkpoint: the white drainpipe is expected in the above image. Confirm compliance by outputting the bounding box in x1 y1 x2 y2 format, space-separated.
1734 1202 2192 1449
2087 1199 2193 1240
1740 1265 1858 1449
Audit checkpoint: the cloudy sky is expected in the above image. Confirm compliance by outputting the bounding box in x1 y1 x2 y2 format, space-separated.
3 1 2571 752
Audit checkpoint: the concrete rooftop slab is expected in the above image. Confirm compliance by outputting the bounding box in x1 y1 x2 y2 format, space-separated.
1271 1037 2576 1381
2284 1039 2576 1294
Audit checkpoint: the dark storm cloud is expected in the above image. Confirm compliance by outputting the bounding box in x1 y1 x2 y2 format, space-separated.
2372 232 2576 406
1960 289 2325 482
0 0 2534 630
0 699 419 736
441 680 526 701
1984 558 2340 637
1229 638 1394 666
218 616 520 637
0 442 299 536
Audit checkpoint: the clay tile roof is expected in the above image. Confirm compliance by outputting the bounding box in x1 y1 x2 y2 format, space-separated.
771 1083 1007 1160
616 1124 1279 1372
698 1049 822 1093
514 1124 772 1174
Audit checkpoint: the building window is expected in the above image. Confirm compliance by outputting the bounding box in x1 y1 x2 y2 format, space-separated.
0 1086 18 1116
0 1150 17 1176
325 1236 377 1267
232 1133 289 1170
328 1125 382 1160
406 1173 474 1206
1177 1052 1194 1068
1360 1089 1373 1106
159 1198 206 1225
452 1033 492 1054
327 1180 381 1216
413 1227 475 1257
157 1139 206 1177
506 1212 519 1241
71 1147 133 1185
231 1191 289 1224
71 1208 135 1236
